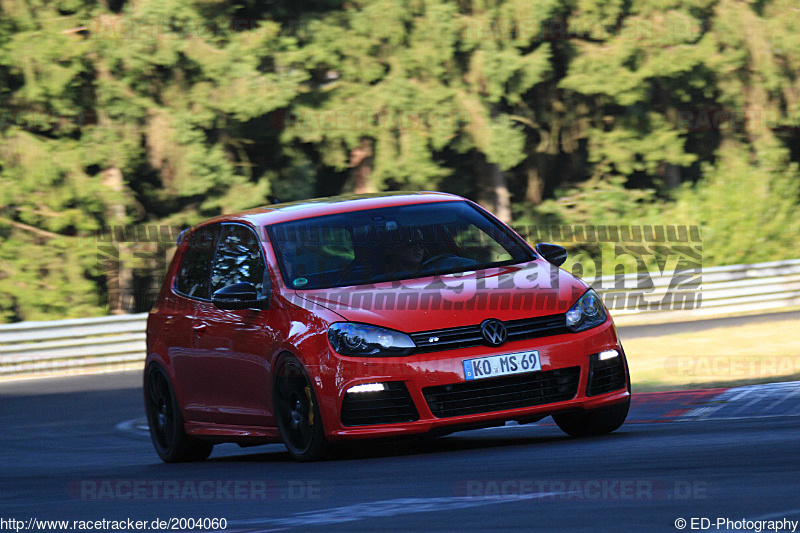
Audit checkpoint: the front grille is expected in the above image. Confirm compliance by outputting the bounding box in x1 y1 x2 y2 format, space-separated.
586 353 627 396
340 382 419 426
410 314 568 354
422 366 580 418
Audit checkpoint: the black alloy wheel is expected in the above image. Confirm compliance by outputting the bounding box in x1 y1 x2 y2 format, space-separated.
273 355 329 461
144 364 213 463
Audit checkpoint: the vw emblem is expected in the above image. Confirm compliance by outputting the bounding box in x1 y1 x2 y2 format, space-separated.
480 319 508 346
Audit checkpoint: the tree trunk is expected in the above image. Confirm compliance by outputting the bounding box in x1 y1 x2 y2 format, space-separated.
350 137 375 194
489 163 512 223
525 155 550 205
474 153 512 223
663 163 681 189
102 167 134 314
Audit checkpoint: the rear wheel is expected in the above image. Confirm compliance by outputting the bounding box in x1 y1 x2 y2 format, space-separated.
144 364 213 463
273 355 329 461
553 396 630 437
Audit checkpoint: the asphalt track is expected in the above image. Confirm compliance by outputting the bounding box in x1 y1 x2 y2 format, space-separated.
1 371 799 532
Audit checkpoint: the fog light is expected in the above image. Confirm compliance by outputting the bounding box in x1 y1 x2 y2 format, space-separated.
598 349 619 361
346 383 387 394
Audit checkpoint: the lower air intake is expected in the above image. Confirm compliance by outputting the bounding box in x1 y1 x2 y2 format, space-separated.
423 367 580 418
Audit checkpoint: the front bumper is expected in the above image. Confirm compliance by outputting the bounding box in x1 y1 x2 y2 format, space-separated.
315 319 630 440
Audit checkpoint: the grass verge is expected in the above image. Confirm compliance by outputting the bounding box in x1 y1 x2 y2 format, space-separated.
622 317 800 392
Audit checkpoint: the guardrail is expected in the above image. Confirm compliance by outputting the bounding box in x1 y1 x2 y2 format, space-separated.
594 258 800 324
2 259 799 378
0 314 148 378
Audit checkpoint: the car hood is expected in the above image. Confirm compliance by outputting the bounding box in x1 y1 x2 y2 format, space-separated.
293 260 590 333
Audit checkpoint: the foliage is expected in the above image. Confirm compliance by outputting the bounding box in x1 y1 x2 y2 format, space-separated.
670 141 800 266
0 0 799 321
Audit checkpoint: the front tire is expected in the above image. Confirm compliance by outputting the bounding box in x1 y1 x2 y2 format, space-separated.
553 396 630 437
144 364 213 463
273 355 329 461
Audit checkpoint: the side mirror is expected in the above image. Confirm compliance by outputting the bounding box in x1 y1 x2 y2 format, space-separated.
212 282 270 310
535 243 567 267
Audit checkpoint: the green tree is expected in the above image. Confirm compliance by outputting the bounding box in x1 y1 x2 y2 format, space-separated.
1 0 799 322
0 1 111 321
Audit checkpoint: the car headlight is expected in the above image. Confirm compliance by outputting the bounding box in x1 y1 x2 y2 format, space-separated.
566 289 608 332
328 323 416 357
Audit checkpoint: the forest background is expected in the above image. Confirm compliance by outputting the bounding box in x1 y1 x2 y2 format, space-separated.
1 0 798 322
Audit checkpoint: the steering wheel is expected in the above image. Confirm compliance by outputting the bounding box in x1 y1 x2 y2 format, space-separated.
421 254 452 267
336 262 368 283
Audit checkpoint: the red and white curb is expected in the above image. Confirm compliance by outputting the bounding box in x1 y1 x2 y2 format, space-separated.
671 381 800 421
492 380 800 429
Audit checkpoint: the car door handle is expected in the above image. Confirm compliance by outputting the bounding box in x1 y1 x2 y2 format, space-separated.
192 323 208 334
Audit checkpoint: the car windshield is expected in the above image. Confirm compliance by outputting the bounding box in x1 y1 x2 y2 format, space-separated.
267 200 534 290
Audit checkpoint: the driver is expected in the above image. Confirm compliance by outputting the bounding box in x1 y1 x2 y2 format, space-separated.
383 228 425 275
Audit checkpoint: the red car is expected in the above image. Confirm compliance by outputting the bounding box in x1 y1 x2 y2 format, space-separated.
145 192 630 462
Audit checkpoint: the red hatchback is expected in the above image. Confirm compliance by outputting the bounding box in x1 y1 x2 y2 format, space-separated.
145 192 630 462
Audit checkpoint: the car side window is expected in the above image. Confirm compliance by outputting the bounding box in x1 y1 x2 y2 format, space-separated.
210 224 268 297
175 224 220 299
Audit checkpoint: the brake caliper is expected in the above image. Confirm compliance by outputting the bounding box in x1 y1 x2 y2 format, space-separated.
304 386 314 426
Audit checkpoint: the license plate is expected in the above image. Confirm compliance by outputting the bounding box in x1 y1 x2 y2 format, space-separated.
462 350 541 381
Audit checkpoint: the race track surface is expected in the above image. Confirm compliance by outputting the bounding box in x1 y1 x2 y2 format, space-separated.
1 371 798 532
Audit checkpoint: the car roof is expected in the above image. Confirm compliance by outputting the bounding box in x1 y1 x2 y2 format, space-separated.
195 191 466 228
